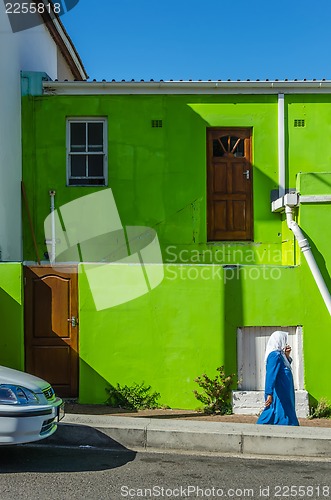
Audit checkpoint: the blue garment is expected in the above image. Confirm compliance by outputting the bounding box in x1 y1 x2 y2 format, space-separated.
257 351 299 426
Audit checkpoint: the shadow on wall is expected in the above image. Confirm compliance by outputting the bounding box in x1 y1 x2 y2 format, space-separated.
307 234 331 293
309 172 331 191
223 265 243 380
79 359 115 404
0 287 23 369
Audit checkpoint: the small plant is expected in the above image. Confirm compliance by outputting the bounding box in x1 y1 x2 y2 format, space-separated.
106 382 161 410
309 398 331 419
193 366 235 415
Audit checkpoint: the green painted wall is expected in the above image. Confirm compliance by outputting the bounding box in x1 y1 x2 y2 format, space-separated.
22 93 283 264
296 172 331 402
21 89 331 408
0 263 24 370
78 264 224 406
287 96 331 188
77 262 304 407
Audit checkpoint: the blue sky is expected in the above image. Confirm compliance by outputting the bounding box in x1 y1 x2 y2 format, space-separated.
62 0 331 82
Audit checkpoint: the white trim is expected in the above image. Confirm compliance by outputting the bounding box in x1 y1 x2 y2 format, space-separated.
271 193 299 212
285 205 331 316
294 326 305 391
40 0 87 80
272 192 331 210
300 195 331 203
278 94 285 198
43 80 331 96
66 117 108 187
23 261 79 266
51 18 86 79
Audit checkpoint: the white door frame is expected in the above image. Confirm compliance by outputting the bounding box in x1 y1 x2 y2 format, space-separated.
237 326 304 391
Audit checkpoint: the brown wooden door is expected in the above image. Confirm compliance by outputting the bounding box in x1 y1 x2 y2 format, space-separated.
207 128 253 241
24 266 79 398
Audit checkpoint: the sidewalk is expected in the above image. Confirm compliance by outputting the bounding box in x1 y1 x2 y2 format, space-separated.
43 405 331 459
62 404 331 427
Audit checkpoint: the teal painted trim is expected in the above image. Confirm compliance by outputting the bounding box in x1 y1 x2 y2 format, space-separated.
21 71 51 96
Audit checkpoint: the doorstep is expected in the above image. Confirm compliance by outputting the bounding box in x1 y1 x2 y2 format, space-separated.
232 390 309 418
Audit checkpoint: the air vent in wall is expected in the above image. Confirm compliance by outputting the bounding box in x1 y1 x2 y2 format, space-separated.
151 120 163 128
294 119 305 127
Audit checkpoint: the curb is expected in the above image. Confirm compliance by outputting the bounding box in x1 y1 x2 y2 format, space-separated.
42 414 331 458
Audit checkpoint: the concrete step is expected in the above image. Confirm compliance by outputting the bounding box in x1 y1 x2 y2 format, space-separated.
232 390 309 418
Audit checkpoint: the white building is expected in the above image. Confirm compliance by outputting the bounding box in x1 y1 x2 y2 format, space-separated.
0 2 87 261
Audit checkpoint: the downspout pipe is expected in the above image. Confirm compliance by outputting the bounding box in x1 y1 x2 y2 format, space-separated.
278 93 285 198
49 190 56 264
285 205 331 315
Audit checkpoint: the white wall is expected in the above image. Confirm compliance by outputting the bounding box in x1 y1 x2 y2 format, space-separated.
17 22 58 80
57 47 76 80
0 5 71 261
0 6 22 261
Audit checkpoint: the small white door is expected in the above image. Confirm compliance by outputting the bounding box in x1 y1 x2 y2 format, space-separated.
237 326 304 391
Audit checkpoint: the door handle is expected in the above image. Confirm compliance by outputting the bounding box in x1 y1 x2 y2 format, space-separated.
243 169 250 180
67 316 78 327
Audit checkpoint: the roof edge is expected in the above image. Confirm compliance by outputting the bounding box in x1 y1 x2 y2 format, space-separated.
39 2 88 81
43 79 331 95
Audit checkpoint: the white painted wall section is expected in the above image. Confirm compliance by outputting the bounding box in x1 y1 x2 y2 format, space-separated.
0 5 22 261
237 326 304 390
17 22 58 79
0 4 71 260
234 326 309 417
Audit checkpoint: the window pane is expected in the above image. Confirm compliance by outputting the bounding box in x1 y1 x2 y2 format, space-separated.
70 123 86 152
88 122 103 152
213 139 224 157
231 136 244 157
88 155 104 177
213 136 228 156
70 155 86 177
220 136 228 152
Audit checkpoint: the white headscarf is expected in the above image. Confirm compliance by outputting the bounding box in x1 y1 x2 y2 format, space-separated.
264 330 291 369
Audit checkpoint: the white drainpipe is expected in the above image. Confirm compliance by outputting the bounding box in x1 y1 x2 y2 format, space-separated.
285 205 331 315
278 93 285 198
277 94 331 316
49 190 56 264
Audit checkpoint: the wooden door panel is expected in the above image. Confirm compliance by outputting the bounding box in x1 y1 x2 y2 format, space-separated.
31 346 70 385
214 201 227 231
232 162 247 193
24 266 78 398
213 163 227 193
33 276 71 338
233 200 246 231
207 128 253 241
226 200 233 230
32 280 52 337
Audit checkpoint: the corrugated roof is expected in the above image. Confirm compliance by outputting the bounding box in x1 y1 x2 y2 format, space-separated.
54 78 329 83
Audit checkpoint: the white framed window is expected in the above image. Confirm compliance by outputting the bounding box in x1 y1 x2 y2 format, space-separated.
66 118 108 186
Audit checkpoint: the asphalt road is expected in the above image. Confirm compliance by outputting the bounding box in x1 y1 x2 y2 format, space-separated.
0 445 330 500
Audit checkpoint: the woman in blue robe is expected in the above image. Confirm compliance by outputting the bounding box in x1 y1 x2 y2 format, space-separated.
257 331 299 426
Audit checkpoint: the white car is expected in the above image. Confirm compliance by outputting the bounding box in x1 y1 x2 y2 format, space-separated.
0 365 64 445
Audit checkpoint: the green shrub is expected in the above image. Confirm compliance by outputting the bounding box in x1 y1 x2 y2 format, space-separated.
309 398 331 419
193 366 235 415
106 382 161 410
